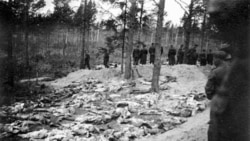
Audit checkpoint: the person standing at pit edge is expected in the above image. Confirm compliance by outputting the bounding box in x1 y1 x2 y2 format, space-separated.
103 50 109 68
177 44 184 64
207 49 213 65
168 45 177 65
149 43 155 64
140 44 148 65
199 49 207 66
133 45 141 65
84 51 91 70
187 44 198 65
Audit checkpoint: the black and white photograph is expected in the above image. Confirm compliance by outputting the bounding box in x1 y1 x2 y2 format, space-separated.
0 0 249 140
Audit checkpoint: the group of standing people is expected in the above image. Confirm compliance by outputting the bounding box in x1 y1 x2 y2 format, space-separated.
168 44 214 66
83 49 110 70
132 44 148 65
133 43 163 65
84 43 215 70
133 43 215 66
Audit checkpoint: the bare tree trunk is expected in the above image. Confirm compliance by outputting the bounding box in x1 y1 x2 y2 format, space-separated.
151 0 165 92
137 0 144 42
80 0 87 69
7 19 14 87
97 29 100 42
121 0 128 74
175 27 179 47
46 32 50 55
24 0 29 68
63 28 68 57
200 11 207 51
183 0 194 64
124 0 136 79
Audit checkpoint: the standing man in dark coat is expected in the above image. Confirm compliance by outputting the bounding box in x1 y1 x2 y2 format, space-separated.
206 51 229 141
207 0 250 141
187 44 198 65
103 50 109 68
84 52 91 70
149 43 155 64
140 45 148 65
205 51 228 100
207 49 213 65
192 49 198 65
200 49 207 66
177 44 184 64
161 46 164 56
133 45 141 65
168 45 177 65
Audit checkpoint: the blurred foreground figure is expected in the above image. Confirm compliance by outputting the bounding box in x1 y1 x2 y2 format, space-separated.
205 51 228 100
207 0 249 141
199 50 207 66
207 49 213 65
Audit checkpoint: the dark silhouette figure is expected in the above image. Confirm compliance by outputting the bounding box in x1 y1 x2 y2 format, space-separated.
205 51 229 100
149 43 155 64
84 53 91 70
207 0 250 141
103 51 109 68
177 45 184 64
168 45 176 65
140 45 148 65
207 49 214 65
133 46 141 65
200 49 207 66
187 45 198 65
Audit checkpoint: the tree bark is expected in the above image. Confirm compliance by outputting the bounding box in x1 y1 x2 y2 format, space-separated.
24 0 30 68
183 0 194 64
46 32 50 55
151 0 165 92
121 0 128 74
124 0 136 79
63 28 68 57
137 0 144 42
80 0 88 69
200 11 207 51
7 19 14 87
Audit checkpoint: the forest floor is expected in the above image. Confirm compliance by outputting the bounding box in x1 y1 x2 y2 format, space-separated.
0 64 212 141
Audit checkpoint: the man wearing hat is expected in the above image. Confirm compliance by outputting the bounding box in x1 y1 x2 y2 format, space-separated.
207 0 249 140
219 45 233 65
205 51 229 100
187 44 198 65
205 50 230 141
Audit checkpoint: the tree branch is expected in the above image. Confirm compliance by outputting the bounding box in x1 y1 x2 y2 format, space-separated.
179 0 188 6
174 0 189 14
152 0 160 7
96 1 117 19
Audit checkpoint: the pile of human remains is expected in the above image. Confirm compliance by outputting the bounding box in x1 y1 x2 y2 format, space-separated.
0 65 209 141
